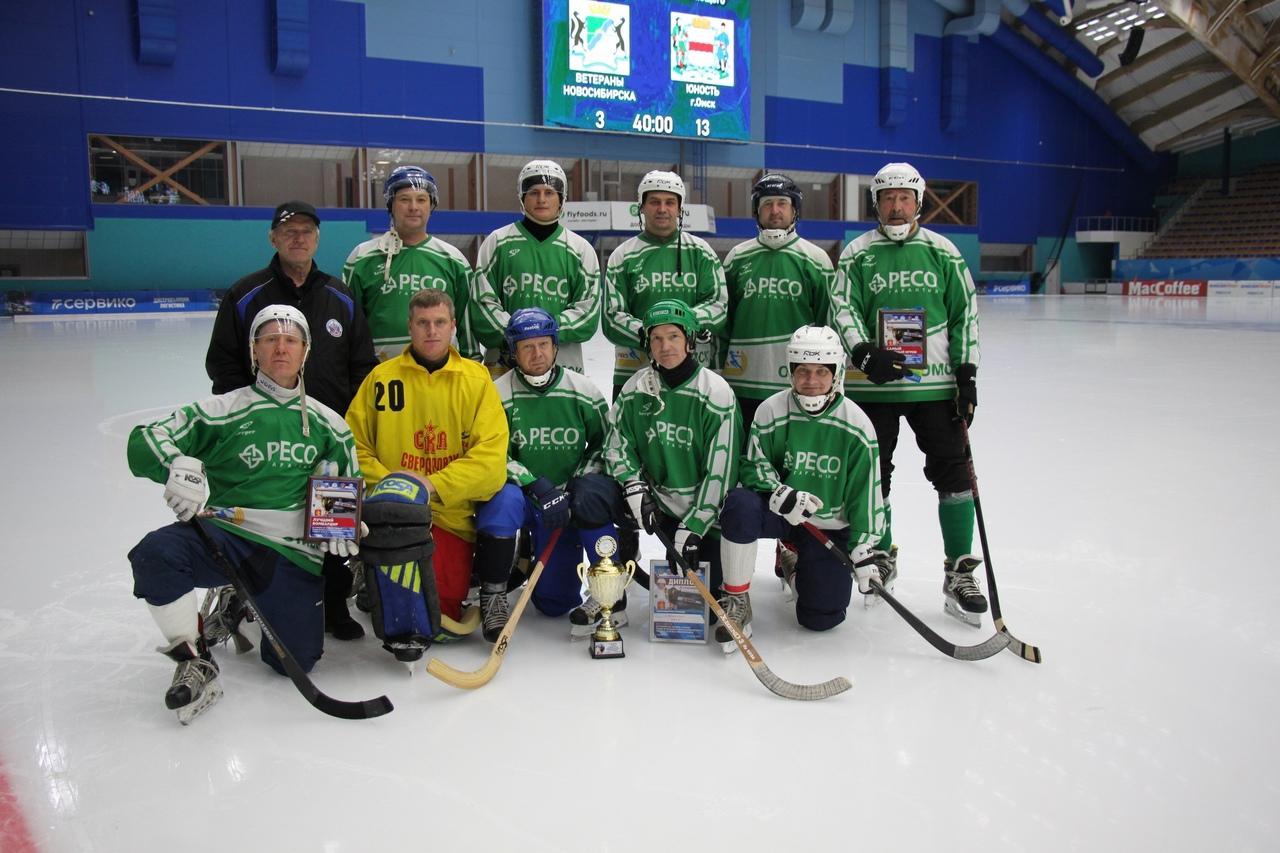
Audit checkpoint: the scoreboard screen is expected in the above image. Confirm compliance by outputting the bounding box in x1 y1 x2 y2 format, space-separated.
542 0 751 142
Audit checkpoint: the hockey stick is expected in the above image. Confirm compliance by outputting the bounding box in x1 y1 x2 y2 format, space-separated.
654 526 851 701
190 518 394 719
801 523 1011 661
959 420 1043 664
425 528 563 690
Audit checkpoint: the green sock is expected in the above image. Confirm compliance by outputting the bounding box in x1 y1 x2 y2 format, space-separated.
938 494 975 561
876 502 893 552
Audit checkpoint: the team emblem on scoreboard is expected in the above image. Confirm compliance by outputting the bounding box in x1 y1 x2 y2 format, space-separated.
569 0 631 75
670 13 735 85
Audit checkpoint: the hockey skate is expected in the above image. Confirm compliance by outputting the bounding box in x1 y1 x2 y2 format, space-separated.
351 561 373 614
161 638 222 726
480 586 511 644
200 585 252 653
943 555 989 627
569 591 628 639
862 546 898 607
714 591 752 654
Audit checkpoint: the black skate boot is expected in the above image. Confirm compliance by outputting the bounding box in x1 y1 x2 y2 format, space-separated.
480 583 511 644
162 637 222 725
569 592 628 639
714 590 752 654
943 555 988 627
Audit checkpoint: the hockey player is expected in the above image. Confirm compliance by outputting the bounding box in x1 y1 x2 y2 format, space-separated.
205 200 377 642
129 305 361 724
602 171 727 398
718 326 886 645
722 173 836 429
472 159 600 374
343 165 479 361
601 299 741 631
832 162 986 626
486 308 625 638
345 288 522 657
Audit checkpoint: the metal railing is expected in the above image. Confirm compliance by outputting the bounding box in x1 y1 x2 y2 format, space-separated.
1075 216 1155 233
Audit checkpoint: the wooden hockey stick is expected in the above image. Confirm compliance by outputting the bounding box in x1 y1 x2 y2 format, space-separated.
426 528 563 689
654 526 852 701
191 518 393 719
959 420 1043 663
801 522 1011 661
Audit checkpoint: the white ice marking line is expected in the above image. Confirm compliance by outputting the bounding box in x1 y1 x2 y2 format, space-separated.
98 405 185 438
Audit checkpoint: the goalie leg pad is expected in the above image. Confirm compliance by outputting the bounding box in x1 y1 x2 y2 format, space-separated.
361 474 440 658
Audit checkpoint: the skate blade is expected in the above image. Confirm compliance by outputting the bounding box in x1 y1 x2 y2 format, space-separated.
944 599 984 628
175 681 223 726
716 622 751 654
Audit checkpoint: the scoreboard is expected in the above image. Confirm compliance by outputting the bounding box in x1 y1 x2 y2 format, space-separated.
541 0 751 142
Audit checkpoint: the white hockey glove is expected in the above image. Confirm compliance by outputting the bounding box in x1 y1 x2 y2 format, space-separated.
313 459 339 478
850 544 878 595
164 455 208 521
321 522 368 558
768 485 824 526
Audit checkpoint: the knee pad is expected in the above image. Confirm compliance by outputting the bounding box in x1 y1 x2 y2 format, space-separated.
720 488 766 543
568 474 622 529
476 484 526 537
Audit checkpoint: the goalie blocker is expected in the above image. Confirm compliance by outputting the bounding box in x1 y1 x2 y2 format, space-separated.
358 473 442 662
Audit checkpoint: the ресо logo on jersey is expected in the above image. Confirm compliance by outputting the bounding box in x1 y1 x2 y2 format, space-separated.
512 426 582 450
783 449 842 478
239 441 318 469
868 270 939 294
633 271 696 295
652 421 695 449
382 273 449 296
742 277 804 300
502 273 570 300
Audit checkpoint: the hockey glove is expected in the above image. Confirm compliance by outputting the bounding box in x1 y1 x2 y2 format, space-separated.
768 485 824 526
673 525 702 571
623 480 660 534
313 459 339 478
164 456 208 521
322 522 369 558
850 543 879 595
695 328 713 345
954 363 977 426
851 342 911 385
526 477 571 529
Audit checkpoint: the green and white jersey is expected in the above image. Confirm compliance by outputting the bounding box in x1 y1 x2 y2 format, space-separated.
602 230 728 387
343 232 478 361
722 234 835 401
603 364 741 537
127 377 359 574
833 226 980 403
472 221 600 372
742 390 885 548
495 366 609 489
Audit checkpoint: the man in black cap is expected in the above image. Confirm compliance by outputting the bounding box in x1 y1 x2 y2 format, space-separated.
206 200 378 641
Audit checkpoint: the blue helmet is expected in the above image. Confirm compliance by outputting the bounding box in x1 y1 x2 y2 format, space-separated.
504 307 559 351
384 165 438 210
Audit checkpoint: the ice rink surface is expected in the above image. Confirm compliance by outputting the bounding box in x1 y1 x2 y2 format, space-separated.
1 294 1278 852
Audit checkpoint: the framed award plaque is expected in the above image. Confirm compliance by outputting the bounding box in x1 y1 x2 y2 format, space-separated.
304 476 364 543
878 308 927 369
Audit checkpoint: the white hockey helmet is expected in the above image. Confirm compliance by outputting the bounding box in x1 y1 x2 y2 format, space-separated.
517 159 568 203
787 325 845 414
249 304 311 374
869 162 925 243
637 170 686 206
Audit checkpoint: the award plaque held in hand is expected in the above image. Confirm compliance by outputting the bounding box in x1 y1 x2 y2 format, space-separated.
878 308 927 369
576 535 637 659
304 476 364 543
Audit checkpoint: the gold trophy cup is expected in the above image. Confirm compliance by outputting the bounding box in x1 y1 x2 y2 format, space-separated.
577 535 637 659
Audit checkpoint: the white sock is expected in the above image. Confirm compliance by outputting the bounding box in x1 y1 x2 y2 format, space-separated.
148 590 200 650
